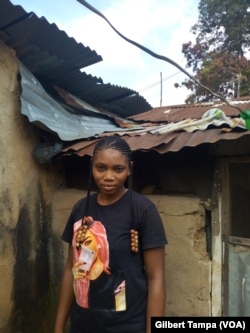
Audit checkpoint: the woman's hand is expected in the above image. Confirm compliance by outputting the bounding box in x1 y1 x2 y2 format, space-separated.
72 261 88 279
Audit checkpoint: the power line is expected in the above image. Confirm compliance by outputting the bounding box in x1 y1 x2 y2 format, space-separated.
138 71 180 93
77 0 245 114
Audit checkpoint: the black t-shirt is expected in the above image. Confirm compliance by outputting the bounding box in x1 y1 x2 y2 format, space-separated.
62 189 167 333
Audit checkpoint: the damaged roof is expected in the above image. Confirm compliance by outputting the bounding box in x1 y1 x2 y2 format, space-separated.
0 0 152 119
130 97 250 123
19 62 142 141
60 98 250 157
2 0 250 162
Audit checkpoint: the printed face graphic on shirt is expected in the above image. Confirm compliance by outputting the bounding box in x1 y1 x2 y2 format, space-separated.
79 245 95 271
72 219 126 311
78 229 99 271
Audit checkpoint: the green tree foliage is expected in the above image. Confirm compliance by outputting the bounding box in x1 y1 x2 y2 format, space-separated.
178 0 250 103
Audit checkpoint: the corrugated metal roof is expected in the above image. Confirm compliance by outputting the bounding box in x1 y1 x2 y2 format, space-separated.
0 0 102 72
130 97 250 123
0 0 152 118
2 0 250 160
59 100 250 157
19 62 133 141
19 62 144 141
60 128 250 157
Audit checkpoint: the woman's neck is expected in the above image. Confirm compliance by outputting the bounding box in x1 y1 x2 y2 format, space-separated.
97 187 127 206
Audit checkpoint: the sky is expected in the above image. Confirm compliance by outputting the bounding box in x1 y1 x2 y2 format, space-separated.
11 0 200 107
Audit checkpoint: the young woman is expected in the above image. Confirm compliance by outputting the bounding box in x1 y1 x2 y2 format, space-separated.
54 135 167 333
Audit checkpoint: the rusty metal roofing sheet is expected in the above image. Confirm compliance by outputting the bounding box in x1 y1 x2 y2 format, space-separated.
58 100 250 157
60 128 250 157
3 0 250 159
130 98 250 123
125 128 250 154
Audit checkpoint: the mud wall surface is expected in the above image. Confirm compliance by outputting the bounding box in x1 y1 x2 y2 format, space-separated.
0 40 62 333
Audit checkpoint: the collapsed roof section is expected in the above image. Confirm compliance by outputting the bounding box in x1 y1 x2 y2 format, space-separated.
1 0 152 119
2 0 250 163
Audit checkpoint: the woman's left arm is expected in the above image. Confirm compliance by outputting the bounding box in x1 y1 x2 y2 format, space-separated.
143 246 166 333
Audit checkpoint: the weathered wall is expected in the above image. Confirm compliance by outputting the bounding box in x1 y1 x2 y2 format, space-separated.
52 190 211 317
0 40 63 333
151 194 211 316
0 38 212 332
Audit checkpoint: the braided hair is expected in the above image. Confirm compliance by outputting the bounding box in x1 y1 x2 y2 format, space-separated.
93 135 132 163
81 135 139 253
83 135 133 216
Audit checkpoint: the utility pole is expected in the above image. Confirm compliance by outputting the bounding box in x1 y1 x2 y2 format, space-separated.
160 72 162 106
236 73 241 97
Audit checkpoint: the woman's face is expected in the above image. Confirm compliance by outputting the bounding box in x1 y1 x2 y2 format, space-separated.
92 148 131 196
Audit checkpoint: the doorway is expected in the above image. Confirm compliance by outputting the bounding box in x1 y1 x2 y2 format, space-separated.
221 157 250 316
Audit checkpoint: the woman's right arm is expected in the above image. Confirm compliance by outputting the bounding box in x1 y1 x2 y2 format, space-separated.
54 244 74 333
